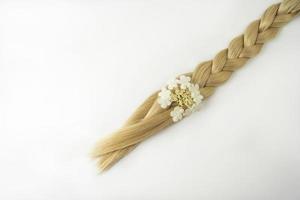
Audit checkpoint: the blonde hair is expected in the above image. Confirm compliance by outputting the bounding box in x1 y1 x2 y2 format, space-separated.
92 0 300 171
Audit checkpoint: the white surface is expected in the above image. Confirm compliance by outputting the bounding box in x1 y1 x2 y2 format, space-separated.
0 0 299 199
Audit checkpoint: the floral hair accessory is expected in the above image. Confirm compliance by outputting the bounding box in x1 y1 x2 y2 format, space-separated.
157 75 203 122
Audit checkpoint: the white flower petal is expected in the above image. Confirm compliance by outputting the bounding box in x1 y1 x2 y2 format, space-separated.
174 106 184 113
158 87 171 100
179 75 191 82
170 106 184 122
178 75 191 89
167 79 178 90
192 92 204 104
158 97 171 108
191 91 200 98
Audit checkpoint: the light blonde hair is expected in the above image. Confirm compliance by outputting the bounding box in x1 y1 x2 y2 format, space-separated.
92 0 300 171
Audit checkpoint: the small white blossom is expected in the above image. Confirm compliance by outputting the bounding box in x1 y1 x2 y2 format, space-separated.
158 87 171 99
178 75 191 89
188 83 203 105
188 84 200 98
170 106 184 122
167 79 178 90
157 87 172 108
193 93 204 104
158 97 171 108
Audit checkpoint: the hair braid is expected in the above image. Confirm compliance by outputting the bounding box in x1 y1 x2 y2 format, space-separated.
92 0 300 171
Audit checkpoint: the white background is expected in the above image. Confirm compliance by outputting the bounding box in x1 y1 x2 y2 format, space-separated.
0 0 299 199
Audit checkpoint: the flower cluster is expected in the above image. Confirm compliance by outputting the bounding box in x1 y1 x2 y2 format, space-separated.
157 75 204 122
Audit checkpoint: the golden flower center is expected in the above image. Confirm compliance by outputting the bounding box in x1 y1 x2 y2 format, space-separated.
171 88 194 108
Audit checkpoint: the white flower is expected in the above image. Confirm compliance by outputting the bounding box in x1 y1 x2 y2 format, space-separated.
158 87 171 99
167 78 178 90
178 75 191 89
188 83 203 105
188 84 200 98
157 97 171 108
170 106 184 122
158 87 172 108
193 93 204 104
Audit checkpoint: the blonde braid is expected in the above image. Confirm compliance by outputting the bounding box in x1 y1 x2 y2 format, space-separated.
92 0 300 171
